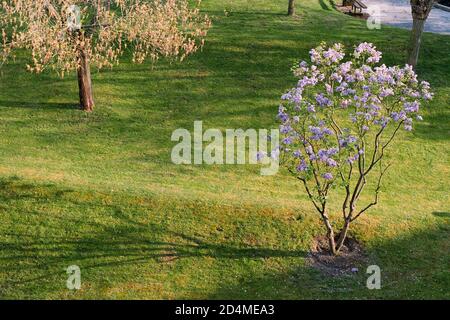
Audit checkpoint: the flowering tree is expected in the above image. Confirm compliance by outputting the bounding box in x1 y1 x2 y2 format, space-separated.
0 0 211 111
275 43 432 255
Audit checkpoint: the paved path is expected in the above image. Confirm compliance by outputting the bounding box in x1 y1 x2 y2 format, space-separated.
364 0 450 35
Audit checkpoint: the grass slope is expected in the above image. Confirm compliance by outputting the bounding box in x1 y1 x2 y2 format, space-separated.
0 0 449 299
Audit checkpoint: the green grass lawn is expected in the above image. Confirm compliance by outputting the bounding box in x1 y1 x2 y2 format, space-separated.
0 0 449 299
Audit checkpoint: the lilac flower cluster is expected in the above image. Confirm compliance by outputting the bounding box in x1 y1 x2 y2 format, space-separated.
276 42 432 183
309 124 333 140
309 43 345 66
354 42 382 64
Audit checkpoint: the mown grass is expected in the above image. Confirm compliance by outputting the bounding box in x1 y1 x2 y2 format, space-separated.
0 0 449 299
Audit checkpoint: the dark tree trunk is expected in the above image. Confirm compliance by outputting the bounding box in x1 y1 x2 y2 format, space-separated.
288 0 295 16
76 38 94 112
407 18 426 67
407 0 435 68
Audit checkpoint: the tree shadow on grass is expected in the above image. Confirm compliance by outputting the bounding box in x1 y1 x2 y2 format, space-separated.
208 220 450 299
414 110 450 141
0 177 307 298
318 0 332 11
0 100 78 110
432 211 450 219
0 178 448 299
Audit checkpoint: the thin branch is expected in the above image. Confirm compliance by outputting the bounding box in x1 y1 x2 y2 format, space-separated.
289 166 322 213
365 121 403 175
351 162 392 222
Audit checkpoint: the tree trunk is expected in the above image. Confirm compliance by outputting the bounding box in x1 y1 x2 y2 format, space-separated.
76 36 94 112
407 0 435 67
335 219 351 253
407 18 425 68
327 229 337 255
288 0 295 16
321 213 337 255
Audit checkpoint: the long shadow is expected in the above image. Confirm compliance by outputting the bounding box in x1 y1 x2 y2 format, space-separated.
0 178 307 297
0 178 448 299
209 219 450 299
0 100 78 110
318 0 332 11
432 211 450 218
414 109 450 141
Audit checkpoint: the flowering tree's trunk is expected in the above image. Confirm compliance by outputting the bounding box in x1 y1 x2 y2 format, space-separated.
323 217 350 255
407 0 435 67
288 0 295 16
335 219 351 252
321 212 337 255
76 38 94 112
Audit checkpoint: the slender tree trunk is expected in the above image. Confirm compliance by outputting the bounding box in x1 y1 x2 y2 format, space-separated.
407 18 426 68
76 37 94 112
321 213 337 255
335 219 351 253
327 229 337 255
288 0 295 16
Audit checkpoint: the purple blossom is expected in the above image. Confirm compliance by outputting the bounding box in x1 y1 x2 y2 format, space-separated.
316 93 333 107
339 61 352 74
280 124 292 134
276 42 432 187
354 42 382 64
322 173 333 180
404 101 419 113
323 47 345 64
339 135 357 147
326 158 338 167
282 136 293 145
391 111 406 122
341 99 351 108
380 88 394 97
277 105 289 123
307 104 316 113
347 153 359 164
331 73 343 83
293 150 302 158
309 125 333 140
296 160 308 172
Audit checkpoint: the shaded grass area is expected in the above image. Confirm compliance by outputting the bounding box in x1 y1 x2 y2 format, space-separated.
0 177 448 299
0 0 449 298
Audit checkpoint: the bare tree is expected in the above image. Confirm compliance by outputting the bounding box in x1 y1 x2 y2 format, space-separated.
1 0 211 111
288 0 295 16
408 0 436 67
